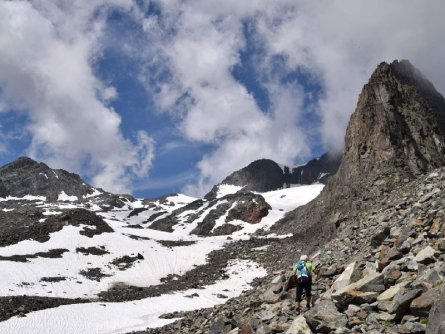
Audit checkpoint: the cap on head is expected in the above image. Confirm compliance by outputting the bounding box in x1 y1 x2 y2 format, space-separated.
300 255 308 261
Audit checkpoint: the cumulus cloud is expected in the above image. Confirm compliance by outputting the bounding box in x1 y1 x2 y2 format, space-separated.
136 1 311 195
0 1 155 193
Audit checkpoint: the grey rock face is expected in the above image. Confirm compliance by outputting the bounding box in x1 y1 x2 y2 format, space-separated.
289 153 342 185
0 157 96 201
272 59 445 244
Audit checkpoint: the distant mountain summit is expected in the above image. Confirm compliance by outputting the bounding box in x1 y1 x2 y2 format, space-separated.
273 59 445 239
205 153 341 200
0 157 97 201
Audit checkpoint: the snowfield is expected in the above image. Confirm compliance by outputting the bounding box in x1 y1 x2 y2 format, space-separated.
0 260 266 334
0 185 323 333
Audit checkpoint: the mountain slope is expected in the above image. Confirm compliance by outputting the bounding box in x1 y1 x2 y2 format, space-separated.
0 156 323 330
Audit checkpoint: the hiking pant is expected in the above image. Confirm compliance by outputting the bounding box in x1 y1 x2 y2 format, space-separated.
295 279 312 302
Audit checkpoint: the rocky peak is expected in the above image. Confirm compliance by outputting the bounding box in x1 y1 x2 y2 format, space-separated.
205 154 341 200
0 156 96 201
272 59 445 240
335 59 445 192
290 153 341 185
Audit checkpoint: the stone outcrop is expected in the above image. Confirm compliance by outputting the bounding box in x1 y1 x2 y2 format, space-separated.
149 191 271 236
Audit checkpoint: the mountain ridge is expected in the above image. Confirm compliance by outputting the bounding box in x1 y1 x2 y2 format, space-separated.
205 152 341 200
0 156 96 201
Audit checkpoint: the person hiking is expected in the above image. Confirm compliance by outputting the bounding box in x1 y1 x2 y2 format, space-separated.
293 254 314 313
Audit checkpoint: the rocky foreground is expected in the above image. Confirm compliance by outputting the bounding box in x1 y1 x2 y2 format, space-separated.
137 167 445 334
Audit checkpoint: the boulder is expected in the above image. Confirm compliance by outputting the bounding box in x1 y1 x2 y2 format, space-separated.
378 282 409 302
388 289 423 320
430 218 442 236
414 246 437 265
263 285 282 304
333 290 379 309
426 286 445 334
357 272 385 292
210 318 225 334
374 312 396 322
269 323 290 332
399 322 427 334
395 227 415 248
304 298 347 334
332 262 360 292
332 272 384 309
379 247 403 270
384 267 402 286
413 269 443 289
371 227 391 247
411 288 441 317
436 238 445 252
286 316 312 334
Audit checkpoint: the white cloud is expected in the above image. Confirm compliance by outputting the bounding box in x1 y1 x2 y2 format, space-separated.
0 1 155 193
137 1 311 195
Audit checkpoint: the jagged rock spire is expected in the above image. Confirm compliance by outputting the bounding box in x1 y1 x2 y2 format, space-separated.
335 59 445 192
272 60 445 240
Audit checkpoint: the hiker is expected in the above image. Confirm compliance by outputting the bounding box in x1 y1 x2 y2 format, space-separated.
293 254 314 313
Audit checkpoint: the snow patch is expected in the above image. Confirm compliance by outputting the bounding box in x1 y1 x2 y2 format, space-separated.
251 245 271 251
318 172 329 180
0 195 46 202
259 233 293 239
58 191 78 202
43 209 63 216
216 184 243 198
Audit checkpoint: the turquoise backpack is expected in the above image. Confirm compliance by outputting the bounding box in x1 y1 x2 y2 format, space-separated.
296 261 310 283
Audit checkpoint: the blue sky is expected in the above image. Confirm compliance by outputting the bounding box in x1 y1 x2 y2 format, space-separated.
1 1 445 198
